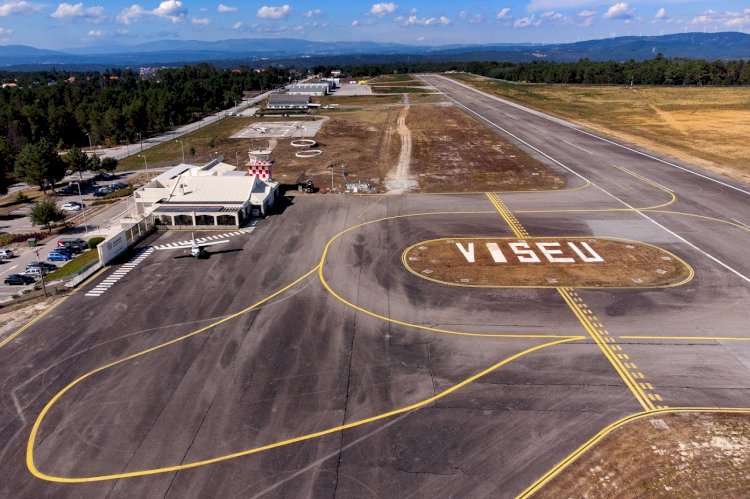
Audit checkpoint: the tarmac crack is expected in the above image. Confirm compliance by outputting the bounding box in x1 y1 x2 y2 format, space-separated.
380 465 472 478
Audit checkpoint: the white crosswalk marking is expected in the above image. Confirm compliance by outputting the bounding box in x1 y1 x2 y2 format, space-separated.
151 227 255 250
85 247 154 298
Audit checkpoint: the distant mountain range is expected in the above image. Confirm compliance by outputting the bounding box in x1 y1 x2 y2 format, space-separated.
0 32 748 70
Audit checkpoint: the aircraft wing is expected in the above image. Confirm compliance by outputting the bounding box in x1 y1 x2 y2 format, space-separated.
155 239 230 251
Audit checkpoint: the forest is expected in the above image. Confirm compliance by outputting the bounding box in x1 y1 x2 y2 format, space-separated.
0 64 292 194
328 56 750 86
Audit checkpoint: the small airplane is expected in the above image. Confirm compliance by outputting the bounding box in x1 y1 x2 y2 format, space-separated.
156 233 230 258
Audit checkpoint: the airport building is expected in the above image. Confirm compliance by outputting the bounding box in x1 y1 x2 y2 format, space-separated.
287 83 330 96
133 160 278 229
267 94 311 110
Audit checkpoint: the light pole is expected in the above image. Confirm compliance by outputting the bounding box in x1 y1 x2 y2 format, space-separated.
77 181 88 235
137 131 143 153
34 250 47 297
139 154 149 180
177 139 185 164
327 164 334 192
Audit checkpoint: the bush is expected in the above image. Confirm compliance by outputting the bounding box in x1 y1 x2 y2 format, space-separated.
14 191 30 203
0 232 45 246
88 236 105 249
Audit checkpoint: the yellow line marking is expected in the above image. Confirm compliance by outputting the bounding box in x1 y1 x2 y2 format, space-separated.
486 193 525 238
558 288 654 411
517 407 750 498
516 163 676 214
29 337 579 483
648 210 750 233
620 335 750 341
0 267 107 349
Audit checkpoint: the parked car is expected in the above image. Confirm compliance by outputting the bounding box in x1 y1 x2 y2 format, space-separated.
0 248 14 259
4 274 35 285
58 238 88 252
26 261 57 272
47 250 73 262
110 181 127 190
93 172 115 181
61 201 83 212
22 267 45 278
94 186 113 197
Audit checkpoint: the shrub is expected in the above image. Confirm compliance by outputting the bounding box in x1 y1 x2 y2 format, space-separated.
0 232 46 246
88 236 105 249
14 191 30 203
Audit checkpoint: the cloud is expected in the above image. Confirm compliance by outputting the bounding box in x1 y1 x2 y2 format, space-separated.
370 3 397 17
496 7 511 20
303 8 321 18
396 14 450 27
694 9 750 28
117 1 186 24
0 1 41 16
0 27 12 34
351 19 359 26
514 15 540 28
152 0 186 22
86 29 104 36
191 16 210 25
578 9 596 26
654 8 666 20
217 3 237 13
469 14 484 25
257 5 291 19
232 21 243 29
603 2 634 20
458 10 468 19
51 3 106 22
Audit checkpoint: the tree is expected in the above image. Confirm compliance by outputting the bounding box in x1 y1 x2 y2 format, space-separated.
14 139 66 192
87 153 101 171
30 198 66 232
66 145 88 179
0 138 13 195
101 156 118 172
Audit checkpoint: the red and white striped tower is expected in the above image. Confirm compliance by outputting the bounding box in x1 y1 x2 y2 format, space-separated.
246 149 273 180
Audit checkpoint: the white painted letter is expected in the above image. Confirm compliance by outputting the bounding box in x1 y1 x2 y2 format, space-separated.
486 242 508 263
536 242 574 263
509 241 541 263
456 242 475 263
568 241 604 263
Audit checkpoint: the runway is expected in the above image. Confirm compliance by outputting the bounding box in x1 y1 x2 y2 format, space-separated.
0 76 748 498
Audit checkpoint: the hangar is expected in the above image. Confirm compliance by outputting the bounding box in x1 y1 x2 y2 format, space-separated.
133 160 278 229
287 83 330 96
267 94 311 110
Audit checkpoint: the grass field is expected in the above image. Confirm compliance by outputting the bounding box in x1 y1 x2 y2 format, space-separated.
44 249 99 281
371 86 433 94
536 413 750 497
449 73 750 183
117 116 275 171
368 74 416 83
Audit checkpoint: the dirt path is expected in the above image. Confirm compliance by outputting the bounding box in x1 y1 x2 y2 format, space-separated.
384 102 418 193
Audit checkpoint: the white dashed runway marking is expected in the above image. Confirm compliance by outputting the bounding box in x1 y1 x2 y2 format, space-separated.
85 247 154 297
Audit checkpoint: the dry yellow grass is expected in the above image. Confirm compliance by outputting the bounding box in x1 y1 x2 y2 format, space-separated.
536 413 750 498
450 74 750 184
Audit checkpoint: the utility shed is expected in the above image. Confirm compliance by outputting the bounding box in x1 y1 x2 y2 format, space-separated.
267 94 311 109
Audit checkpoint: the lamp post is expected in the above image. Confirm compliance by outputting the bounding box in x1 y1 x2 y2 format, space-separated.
34 250 47 297
176 139 185 164
137 131 143 153
327 163 334 193
77 181 88 235
139 154 149 180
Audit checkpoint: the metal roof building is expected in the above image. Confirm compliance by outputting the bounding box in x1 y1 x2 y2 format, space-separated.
287 83 330 96
267 94 311 109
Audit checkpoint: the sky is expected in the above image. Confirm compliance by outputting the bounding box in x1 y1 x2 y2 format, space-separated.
0 1 748 49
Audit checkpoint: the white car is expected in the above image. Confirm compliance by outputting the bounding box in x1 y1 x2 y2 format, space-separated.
0 248 13 259
61 202 83 212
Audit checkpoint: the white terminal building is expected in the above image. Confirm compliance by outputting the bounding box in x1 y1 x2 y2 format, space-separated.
133 157 278 229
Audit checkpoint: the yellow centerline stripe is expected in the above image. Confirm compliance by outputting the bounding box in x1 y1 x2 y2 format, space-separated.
517 407 750 498
620 335 750 341
485 192 658 412
557 288 654 411
30 337 579 483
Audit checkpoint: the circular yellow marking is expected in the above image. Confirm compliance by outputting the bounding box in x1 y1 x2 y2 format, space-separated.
402 237 694 289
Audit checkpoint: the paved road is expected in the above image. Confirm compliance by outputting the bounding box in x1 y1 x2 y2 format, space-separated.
0 77 748 497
